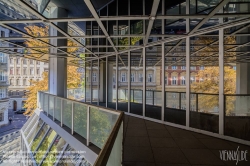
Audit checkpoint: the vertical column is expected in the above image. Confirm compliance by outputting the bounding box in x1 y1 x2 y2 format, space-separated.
219 13 224 135
106 57 108 107
49 7 68 98
161 0 165 121
186 0 190 128
143 47 146 117
99 60 106 103
116 54 118 110
90 61 92 103
97 59 100 105
128 0 131 113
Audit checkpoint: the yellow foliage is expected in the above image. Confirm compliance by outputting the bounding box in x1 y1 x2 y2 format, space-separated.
24 25 79 57
191 67 236 114
24 66 81 115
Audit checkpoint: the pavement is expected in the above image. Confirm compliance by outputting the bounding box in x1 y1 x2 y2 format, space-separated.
0 109 27 136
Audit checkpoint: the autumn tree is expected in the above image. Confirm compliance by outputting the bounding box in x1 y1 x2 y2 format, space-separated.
24 66 81 115
191 36 236 115
24 25 78 58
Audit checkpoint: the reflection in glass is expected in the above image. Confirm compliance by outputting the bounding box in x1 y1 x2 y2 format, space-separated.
41 135 67 166
90 108 118 148
62 100 72 129
57 145 83 166
30 124 49 152
73 103 87 138
27 119 44 144
24 115 39 137
34 129 57 164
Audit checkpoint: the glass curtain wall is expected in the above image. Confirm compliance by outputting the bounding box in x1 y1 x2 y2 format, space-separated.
145 45 162 120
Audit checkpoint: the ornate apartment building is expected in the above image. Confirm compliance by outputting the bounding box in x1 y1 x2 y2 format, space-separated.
8 57 48 110
0 26 9 126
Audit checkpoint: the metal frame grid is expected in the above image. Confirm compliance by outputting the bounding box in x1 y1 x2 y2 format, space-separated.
2 0 250 146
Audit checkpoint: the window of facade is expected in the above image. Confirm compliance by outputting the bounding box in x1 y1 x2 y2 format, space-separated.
191 66 196 70
139 73 143 82
10 58 13 64
16 79 19 86
37 69 40 75
1 31 5 37
30 60 33 64
36 61 40 65
0 88 6 98
190 76 195 83
23 68 27 75
0 113 3 122
16 58 20 64
233 66 236 70
23 59 26 64
200 66 204 70
30 68 34 75
0 71 4 81
10 68 13 75
9 79 13 85
200 78 204 82
181 76 185 85
131 73 135 82
16 68 20 75
181 66 186 70
172 76 177 85
86 76 89 82
92 72 97 82
172 66 177 70
0 53 4 63
23 79 26 86
121 73 126 82
147 74 152 82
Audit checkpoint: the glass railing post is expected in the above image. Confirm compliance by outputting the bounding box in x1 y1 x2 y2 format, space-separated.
53 96 55 121
133 90 134 103
37 92 40 108
61 99 63 127
47 95 49 116
196 93 198 112
153 91 154 105
87 106 90 146
125 89 126 101
71 102 74 135
179 92 181 109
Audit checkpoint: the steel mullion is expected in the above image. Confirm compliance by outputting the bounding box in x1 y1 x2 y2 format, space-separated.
186 0 190 128
219 9 224 135
161 0 165 122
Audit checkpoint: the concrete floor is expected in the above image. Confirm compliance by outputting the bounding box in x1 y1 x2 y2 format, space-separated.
123 115 250 166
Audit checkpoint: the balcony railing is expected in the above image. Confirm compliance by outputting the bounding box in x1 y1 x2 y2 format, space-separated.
37 91 124 166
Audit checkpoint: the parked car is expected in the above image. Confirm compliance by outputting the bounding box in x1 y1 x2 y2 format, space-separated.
14 109 26 114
